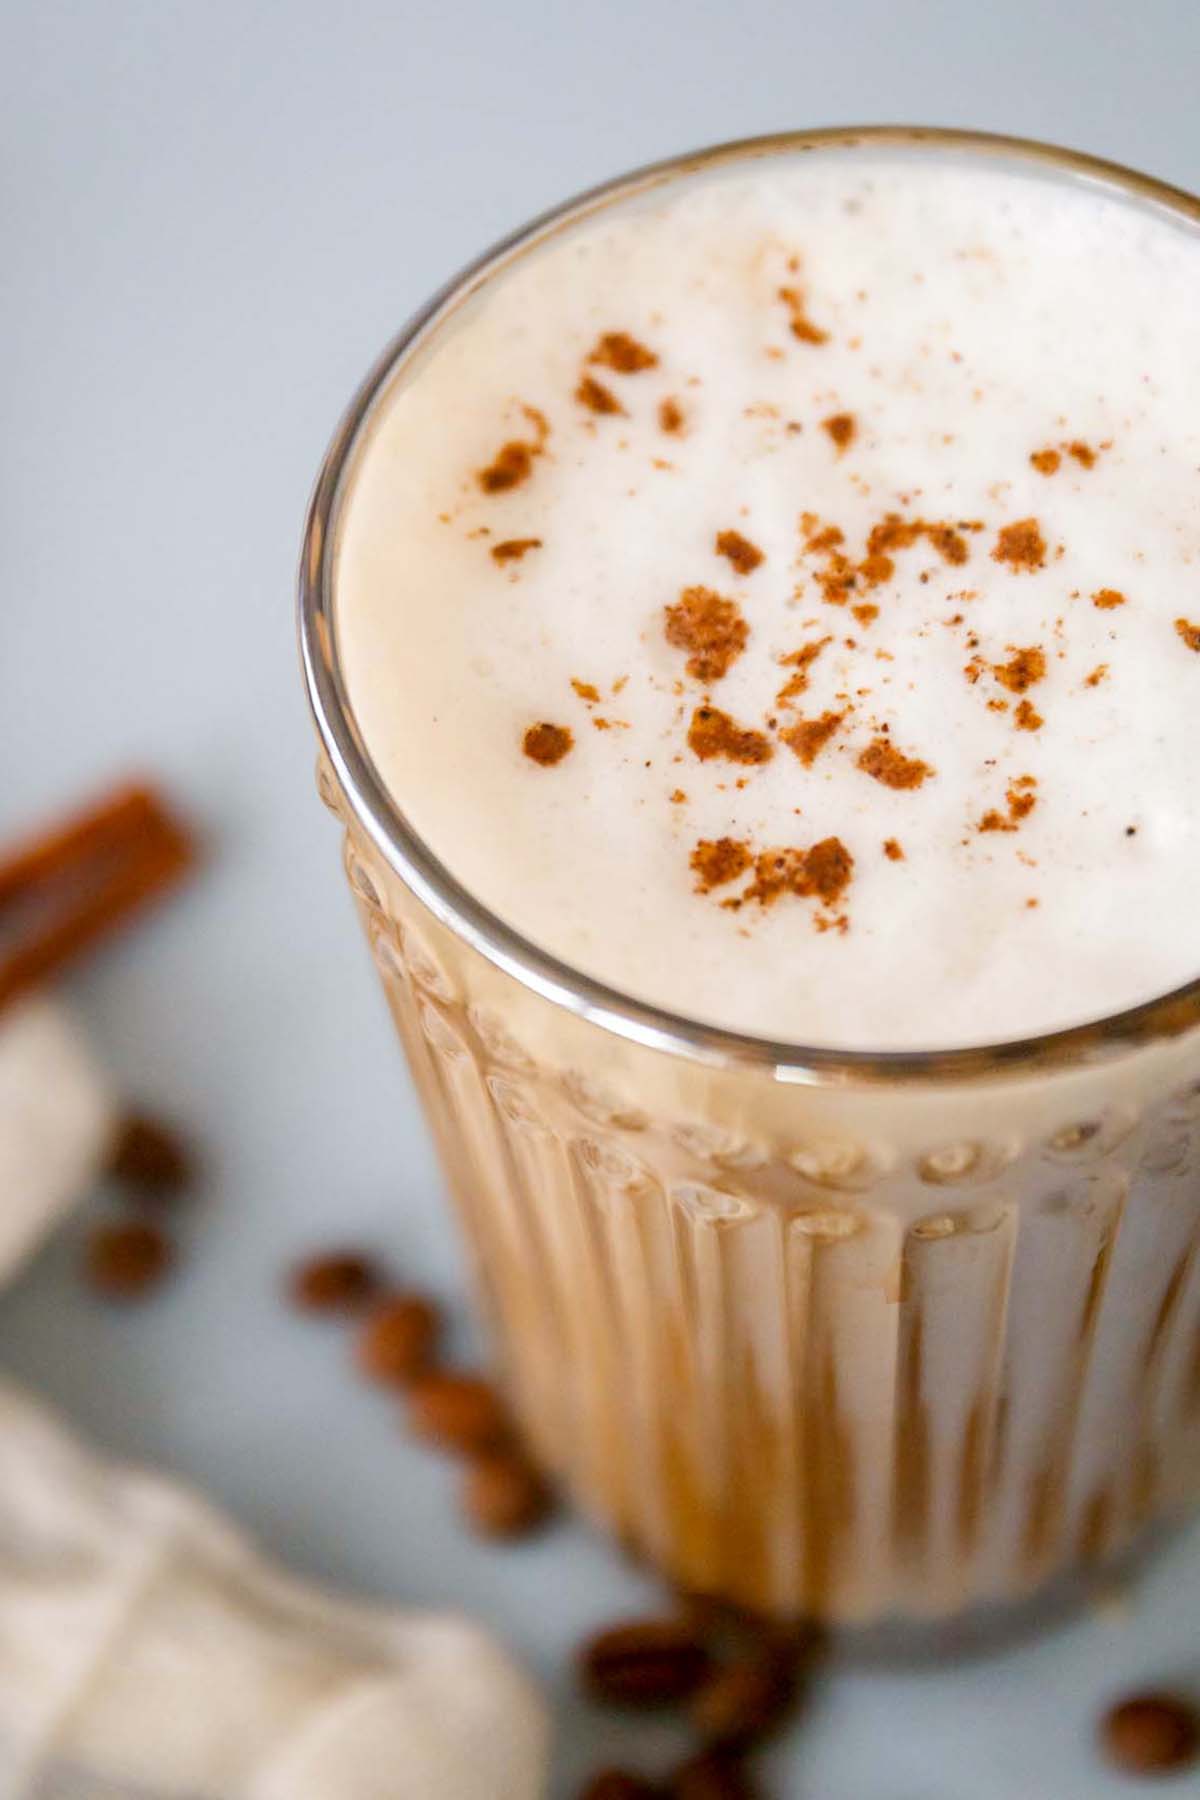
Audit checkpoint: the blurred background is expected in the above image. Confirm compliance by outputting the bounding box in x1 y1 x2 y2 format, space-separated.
3 2 1200 1792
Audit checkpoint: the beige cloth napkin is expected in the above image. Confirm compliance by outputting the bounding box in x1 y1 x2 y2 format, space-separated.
0 997 549 1799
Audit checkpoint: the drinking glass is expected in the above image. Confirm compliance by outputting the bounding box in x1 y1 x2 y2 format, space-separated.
300 127 1200 1623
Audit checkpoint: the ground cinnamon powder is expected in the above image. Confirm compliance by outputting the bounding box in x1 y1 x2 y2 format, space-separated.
776 637 831 705
993 647 1047 693
687 706 773 764
816 550 859 606
1014 698 1043 731
802 512 973 607
658 397 685 434
664 588 749 681
1093 588 1126 609
491 538 542 564
476 406 548 492
478 443 535 493
925 523 970 566
822 412 856 452
690 837 752 891
866 514 972 569
992 519 1047 571
979 777 1038 832
1176 619 1200 653
1029 439 1101 475
715 529 764 574
865 515 922 558
803 519 845 554
857 737 933 789
778 285 829 345
522 723 574 766
781 710 845 766
588 332 658 373
802 836 854 902
742 836 853 907
575 374 623 415
857 553 893 588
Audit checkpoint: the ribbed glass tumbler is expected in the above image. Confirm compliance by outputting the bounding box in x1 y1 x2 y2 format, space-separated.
300 127 1200 1626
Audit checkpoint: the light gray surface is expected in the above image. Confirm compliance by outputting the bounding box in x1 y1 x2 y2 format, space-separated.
4 2 1200 1793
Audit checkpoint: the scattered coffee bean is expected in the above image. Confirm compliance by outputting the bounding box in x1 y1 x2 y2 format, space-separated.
691 1647 794 1745
84 1220 172 1298
577 1770 661 1799
668 1747 755 1799
580 1617 712 1707
356 1293 440 1379
107 1113 193 1196
406 1371 509 1451
1101 1692 1200 1776
462 1448 552 1539
289 1251 381 1315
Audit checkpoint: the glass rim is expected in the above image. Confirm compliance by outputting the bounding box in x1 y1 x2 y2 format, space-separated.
299 123 1200 1088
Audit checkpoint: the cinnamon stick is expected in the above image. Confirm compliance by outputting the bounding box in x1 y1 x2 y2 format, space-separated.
0 782 195 1012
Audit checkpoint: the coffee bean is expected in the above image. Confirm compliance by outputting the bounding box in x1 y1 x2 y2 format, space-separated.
579 1617 711 1707
289 1252 380 1315
691 1648 794 1745
1101 1692 1200 1775
405 1371 508 1451
577 1770 661 1799
84 1221 172 1299
462 1449 552 1539
107 1114 192 1195
357 1294 440 1381
668 1747 756 1799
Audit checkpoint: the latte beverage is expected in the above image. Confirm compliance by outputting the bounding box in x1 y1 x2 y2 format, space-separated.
304 133 1200 1621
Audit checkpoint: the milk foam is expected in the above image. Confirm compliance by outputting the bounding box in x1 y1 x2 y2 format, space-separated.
335 143 1200 1049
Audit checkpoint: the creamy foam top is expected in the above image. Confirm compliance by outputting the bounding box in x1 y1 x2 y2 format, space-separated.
335 144 1200 1049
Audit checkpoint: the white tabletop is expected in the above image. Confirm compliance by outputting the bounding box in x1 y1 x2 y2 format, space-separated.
3 2 1200 1792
